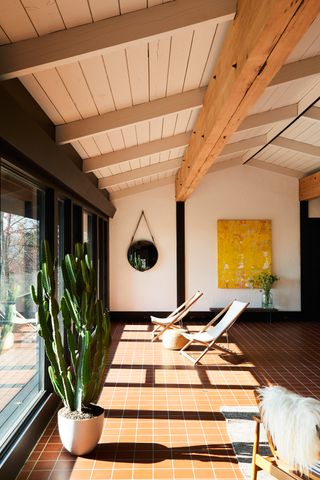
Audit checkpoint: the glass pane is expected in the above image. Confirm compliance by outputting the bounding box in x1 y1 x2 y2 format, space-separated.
0 166 44 450
83 210 93 254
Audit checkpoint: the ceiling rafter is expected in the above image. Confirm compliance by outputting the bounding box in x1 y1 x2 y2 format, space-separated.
238 104 298 131
175 0 320 201
56 88 205 145
248 159 303 178
220 135 268 156
209 157 244 173
59 98 299 151
83 133 190 173
110 176 175 200
0 0 236 80
272 136 320 157
98 158 181 189
269 55 320 86
302 106 320 122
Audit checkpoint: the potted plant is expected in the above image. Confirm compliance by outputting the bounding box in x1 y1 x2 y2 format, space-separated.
248 271 279 308
31 241 111 455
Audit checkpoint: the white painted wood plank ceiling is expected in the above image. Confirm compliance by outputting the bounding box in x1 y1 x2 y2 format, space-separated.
1 1 320 198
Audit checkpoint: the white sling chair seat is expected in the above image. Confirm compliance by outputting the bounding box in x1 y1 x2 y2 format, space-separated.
179 300 249 365
151 291 203 342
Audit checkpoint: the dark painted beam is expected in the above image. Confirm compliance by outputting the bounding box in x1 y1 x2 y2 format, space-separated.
176 201 185 306
0 86 116 218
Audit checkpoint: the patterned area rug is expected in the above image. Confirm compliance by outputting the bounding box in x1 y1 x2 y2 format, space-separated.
221 406 320 480
220 406 272 480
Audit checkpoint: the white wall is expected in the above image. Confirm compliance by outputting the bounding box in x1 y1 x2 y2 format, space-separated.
110 184 176 311
109 166 301 312
185 166 300 311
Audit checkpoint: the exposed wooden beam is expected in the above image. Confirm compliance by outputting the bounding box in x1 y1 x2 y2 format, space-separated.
302 106 320 122
269 55 320 86
56 88 205 145
272 136 320 157
299 171 320 200
83 132 190 173
0 0 236 80
221 134 267 156
238 104 298 131
248 159 303 178
99 158 181 189
175 0 320 201
111 176 175 200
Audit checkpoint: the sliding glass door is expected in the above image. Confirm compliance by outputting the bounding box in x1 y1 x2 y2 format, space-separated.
0 166 45 450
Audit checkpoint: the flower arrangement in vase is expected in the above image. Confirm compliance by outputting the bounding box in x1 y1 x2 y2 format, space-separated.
248 272 279 308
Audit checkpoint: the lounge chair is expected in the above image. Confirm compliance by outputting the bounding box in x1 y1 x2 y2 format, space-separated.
251 386 320 480
150 291 203 342
179 300 249 365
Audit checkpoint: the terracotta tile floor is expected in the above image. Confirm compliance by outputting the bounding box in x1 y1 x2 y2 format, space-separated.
15 319 320 480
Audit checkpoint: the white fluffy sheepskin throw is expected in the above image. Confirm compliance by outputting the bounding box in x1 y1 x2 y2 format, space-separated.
258 386 320 473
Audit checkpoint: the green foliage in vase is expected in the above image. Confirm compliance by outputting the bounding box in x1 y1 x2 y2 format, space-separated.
31 240 111 413
248 271 279 293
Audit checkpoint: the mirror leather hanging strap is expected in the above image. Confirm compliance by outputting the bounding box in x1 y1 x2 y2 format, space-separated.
130 210 155 245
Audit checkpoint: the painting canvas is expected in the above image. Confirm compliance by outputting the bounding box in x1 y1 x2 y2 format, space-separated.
217 220 272 288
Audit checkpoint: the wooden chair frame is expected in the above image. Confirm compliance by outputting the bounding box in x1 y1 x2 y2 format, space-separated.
251 390 320 480
179 300 249 365
151 291 203 342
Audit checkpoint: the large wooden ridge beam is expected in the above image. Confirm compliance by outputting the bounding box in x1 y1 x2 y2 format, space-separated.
299 171 320 201
0 0 236 80
175 0 320 201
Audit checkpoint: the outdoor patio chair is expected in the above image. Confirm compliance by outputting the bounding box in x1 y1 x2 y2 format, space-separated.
150 291 203 342
251 386 320 480
179 300 249 365
0 305 37 330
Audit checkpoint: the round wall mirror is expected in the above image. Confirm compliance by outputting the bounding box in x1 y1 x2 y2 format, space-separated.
127 240 158 272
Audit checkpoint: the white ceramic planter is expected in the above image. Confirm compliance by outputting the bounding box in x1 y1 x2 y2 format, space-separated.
58 405 104 456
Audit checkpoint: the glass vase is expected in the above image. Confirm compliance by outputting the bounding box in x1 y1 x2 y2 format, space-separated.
261 290 273 309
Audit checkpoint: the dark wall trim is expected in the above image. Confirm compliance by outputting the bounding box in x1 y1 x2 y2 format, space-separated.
104 219 110 309
300 201 308 314
0 394 59 480
110 310 303 323
176 201 185 307
300 200 320 316
0 86 115 218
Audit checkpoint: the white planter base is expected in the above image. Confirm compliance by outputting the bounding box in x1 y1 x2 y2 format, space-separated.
58 405 104 456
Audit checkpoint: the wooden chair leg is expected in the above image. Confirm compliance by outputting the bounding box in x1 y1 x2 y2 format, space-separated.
251 420 260 480
193 344 212 365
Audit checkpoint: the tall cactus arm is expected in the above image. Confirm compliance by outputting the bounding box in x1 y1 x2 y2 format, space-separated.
50 298 75 411
75 331 90 412
48 366 65 402
89 305 111 404
60 297 77 373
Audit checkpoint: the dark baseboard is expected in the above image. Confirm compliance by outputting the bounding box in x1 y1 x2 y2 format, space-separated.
110 310 303 323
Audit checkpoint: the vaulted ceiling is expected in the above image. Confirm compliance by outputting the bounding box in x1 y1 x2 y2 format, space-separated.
1 0 320 202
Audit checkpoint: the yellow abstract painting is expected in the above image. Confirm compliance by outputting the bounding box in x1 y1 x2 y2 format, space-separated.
217 220 272 288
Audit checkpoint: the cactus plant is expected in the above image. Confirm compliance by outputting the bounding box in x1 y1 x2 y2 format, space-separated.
31 240 111 413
